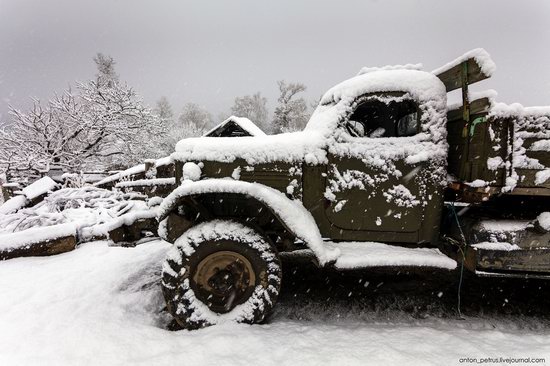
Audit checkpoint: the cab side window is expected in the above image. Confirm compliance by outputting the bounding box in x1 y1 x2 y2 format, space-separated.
345 98 419 138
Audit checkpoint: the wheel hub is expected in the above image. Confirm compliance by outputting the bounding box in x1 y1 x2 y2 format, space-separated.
193 251 255 313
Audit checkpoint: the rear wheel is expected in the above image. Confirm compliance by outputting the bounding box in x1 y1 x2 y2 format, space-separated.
161 220 282 329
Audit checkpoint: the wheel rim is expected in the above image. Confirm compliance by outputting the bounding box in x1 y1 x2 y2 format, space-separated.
192 251 256 313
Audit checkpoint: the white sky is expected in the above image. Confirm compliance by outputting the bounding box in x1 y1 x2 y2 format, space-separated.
0 0 549 122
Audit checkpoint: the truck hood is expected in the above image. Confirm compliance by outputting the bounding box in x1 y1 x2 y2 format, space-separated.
171 131 328 165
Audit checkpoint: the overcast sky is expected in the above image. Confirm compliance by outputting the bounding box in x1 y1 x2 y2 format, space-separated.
1 0 549 122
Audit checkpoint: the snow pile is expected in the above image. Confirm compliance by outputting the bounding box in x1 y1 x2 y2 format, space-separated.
536 170 550 185
538 212 550 231
2 240 549 365
204 116 266 137
158 179 340 265
21 176 58 200
182 162 202 181
0 195 28 215
431 48 496 77
531 140 550 152
0 177 59 215
0 187 153 243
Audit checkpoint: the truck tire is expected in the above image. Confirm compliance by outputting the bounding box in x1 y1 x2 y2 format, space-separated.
161 220 282 330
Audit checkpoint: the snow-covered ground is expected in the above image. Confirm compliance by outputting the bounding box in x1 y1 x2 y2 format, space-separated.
1 239 549 365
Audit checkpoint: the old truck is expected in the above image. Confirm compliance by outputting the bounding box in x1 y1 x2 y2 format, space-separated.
156 49 550 329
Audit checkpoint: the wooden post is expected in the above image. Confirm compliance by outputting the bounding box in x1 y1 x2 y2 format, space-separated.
460 61 472 180
144 159 156 179
1 182 20 202
461 60 470 130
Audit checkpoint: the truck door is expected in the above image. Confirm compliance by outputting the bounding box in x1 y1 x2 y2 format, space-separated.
324 93 435 237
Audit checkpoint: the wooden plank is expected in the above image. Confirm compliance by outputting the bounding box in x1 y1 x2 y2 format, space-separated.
0 235 76 260
447 97 491 121
475 247 550 273
435 57 491 92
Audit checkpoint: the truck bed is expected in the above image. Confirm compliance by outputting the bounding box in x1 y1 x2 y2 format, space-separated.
446 97 550 200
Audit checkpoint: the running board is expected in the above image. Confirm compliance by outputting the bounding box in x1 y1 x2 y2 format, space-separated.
476 270 550 280
281 242 457 271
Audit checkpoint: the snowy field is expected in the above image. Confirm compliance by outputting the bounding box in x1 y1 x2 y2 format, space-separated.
1 240 549 365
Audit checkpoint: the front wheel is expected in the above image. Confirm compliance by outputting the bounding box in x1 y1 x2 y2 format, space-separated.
161 220 282 329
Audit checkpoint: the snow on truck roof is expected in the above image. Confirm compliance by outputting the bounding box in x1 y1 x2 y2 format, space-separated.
319 69 446 106
356 63 423 75
304 69 447 135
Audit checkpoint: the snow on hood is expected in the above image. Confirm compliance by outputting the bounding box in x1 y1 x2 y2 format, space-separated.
173 131 328 165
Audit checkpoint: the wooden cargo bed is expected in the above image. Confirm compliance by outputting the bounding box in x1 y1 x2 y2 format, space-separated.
434 52 550 201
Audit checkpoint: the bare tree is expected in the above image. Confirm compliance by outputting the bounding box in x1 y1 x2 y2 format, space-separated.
160 103 211 149
0 53 163 180
231 92 269 132
272 80 309 133
155 96 174 123
153 96 176 155
178 103 211 130
94 53 119 86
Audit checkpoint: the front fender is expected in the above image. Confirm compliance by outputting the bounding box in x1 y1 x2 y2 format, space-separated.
158 179 339 265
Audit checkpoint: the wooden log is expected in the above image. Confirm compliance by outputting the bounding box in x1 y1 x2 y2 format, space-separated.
0 235 76 261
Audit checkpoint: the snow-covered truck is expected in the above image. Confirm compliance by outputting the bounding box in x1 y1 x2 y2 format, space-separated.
157 49 550 329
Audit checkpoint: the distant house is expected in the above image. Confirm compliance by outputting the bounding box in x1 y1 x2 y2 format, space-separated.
204 116 266 137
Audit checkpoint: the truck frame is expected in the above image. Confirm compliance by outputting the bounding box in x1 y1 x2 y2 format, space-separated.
157 49 550 329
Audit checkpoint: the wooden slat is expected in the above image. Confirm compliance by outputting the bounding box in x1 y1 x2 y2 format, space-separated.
447 97 491 121
436 57 491 92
